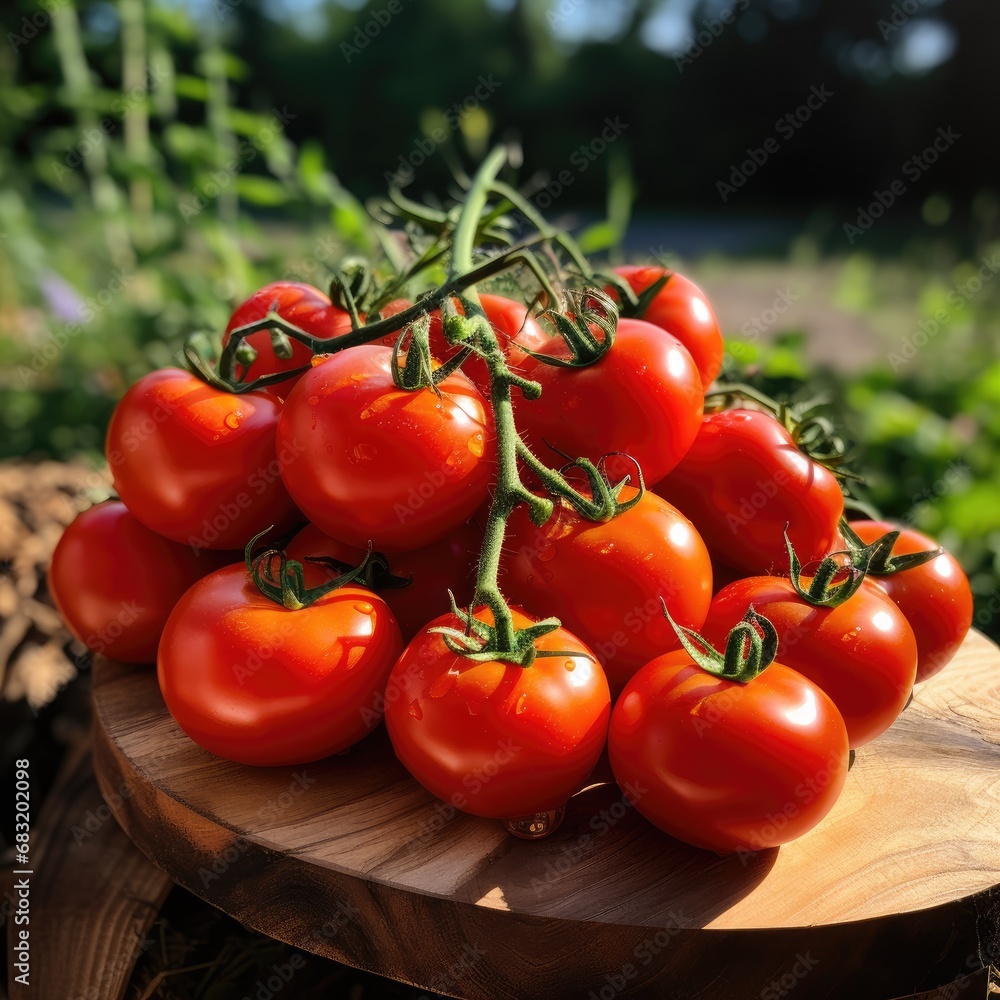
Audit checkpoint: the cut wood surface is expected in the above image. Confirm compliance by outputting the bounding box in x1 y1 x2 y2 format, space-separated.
7 740 172 1000
92 630 1000 1000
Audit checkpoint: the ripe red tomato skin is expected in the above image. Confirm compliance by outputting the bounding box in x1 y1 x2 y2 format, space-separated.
702 576 917 748
223 282 354 398
517 318 704 485
106 368 299 550
847 520 973 683
157 563 403 766
277 346 494 552
609 651 849 853
285 520 478 641
48 501 231 663
385 608 611 819
655 408 844 576
502 488 713 693
612 266 724 388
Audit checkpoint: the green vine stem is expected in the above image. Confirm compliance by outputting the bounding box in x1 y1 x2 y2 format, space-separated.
429 148 637 663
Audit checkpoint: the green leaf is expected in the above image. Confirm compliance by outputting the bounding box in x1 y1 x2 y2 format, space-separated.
235 176 289 207
577 221 619 254
174 75 209 102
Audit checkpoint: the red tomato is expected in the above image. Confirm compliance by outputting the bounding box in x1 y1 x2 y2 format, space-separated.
848 520 973 683
385 608 611 819
503 488 712 693
106 368 299 551
157 562 403 765
277 346 494 551
375 294 548 397
517 318 703 485
702 576 917 747
612 266 724 388
48 501 231 663
655 409 844 575
609 648 849 853
223 281 354 398
285 520 478 641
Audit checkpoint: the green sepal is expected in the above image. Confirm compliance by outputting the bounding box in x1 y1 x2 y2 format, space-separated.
244 528 376 611
839 517 944 576
784 526 869 608
663 603 779 684
428 592 572 668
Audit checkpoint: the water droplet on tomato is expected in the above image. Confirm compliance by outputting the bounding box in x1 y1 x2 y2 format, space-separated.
408 700 423 720
353 601 373 615
352 442 376 464
308 395 319 406
564 659 576 672
429 670 457 698
468 433 485 457
465 700 480 716
537 544 556 563
212 434 220 441
350 372 366 382
515 694 528 715
224 410 242 430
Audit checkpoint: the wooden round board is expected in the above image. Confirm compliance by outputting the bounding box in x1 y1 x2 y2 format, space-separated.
92 631 1000 1000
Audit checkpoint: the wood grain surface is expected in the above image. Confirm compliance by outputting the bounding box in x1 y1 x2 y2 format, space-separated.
92 630 1000 1000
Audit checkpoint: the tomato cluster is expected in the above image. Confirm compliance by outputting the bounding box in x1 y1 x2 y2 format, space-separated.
49 192 975 856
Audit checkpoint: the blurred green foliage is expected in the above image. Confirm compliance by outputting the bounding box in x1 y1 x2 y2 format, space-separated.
0 0 372 457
